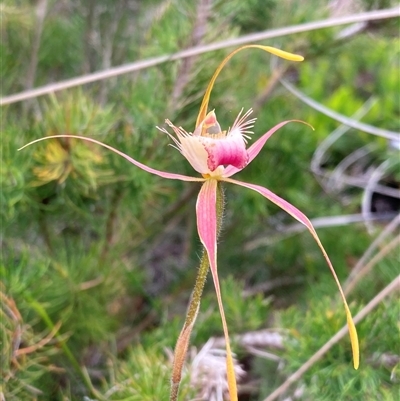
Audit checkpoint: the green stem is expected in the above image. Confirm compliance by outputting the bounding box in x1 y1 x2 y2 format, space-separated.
170 183 225 401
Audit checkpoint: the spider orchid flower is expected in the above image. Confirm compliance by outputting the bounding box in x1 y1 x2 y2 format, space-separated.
20 45 359 401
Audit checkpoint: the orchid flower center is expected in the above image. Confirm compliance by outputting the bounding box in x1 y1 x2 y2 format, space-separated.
160 109 256 178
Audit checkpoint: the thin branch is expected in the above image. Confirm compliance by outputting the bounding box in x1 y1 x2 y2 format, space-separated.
23 0 48 116
100 186 125 262
252 65 288 113
326 172 400 198
1 8 399 105
327 144 376 192
99 0 127 105
170 0 211 109
83 0 98 73
15 321 62 357
242 276 304 297
311 96 377 190
38 209 54 255
244 345 282 362
211 329 285 350
25 0 48 92
263 275 400 401
280 79 400 142
344 214 400 291
361 159 394 234
343 235 400 296
244 212 397 251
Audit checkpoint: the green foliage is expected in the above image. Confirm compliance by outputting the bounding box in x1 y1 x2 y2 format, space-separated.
193 276 271 343
38 15 85 80
217 0 278 33
0 1 34 92
103 345 194 401
276 298 399 401
1 287 60 401
28 92 117 192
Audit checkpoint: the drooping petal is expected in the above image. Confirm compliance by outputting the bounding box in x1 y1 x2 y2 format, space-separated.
223 120 309 178
223 177 360 370
19 135 205 182
196 179 238 401
196 45 304 127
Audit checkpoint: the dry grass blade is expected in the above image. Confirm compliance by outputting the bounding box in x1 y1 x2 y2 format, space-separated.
169 0 211 110
329 171 400 199
244 212 397 251
263 275 400 401
361 159 397 234
280 79 400 142
211 329 285 351
327 144 377 192
344 235 400 296
344 214 400 293
307 92 396 203
15 321 62 357
1 8 399 105
24 0 47 114
311 97 377 179
188 338 246 401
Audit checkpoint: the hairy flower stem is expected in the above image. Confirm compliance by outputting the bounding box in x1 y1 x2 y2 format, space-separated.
170 183 225 401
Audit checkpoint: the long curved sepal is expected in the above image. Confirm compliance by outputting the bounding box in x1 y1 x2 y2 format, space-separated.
196 45 304 127
223 177 360 369
19 135 205 182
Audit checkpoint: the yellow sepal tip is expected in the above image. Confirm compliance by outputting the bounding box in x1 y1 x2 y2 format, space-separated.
196 44 304 126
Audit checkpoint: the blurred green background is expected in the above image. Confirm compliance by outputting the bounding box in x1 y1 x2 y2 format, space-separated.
1 1 399 400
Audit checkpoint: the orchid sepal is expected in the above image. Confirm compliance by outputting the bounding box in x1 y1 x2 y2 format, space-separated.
19 135 205 183
222 177 360 369
196 44 304 127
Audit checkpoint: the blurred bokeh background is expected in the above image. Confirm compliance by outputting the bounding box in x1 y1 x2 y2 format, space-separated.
1 1 399 400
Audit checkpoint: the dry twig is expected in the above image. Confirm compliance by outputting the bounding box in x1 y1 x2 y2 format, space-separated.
1 8 398 106
280 79 400 142
344 235 400 296
344 214 400 292
263 275 400 401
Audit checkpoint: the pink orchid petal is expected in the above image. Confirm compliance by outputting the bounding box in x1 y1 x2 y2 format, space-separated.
203 134 248 171
224 120 307 178
196 180 238 400
19 135 205 182
223 177 360 369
